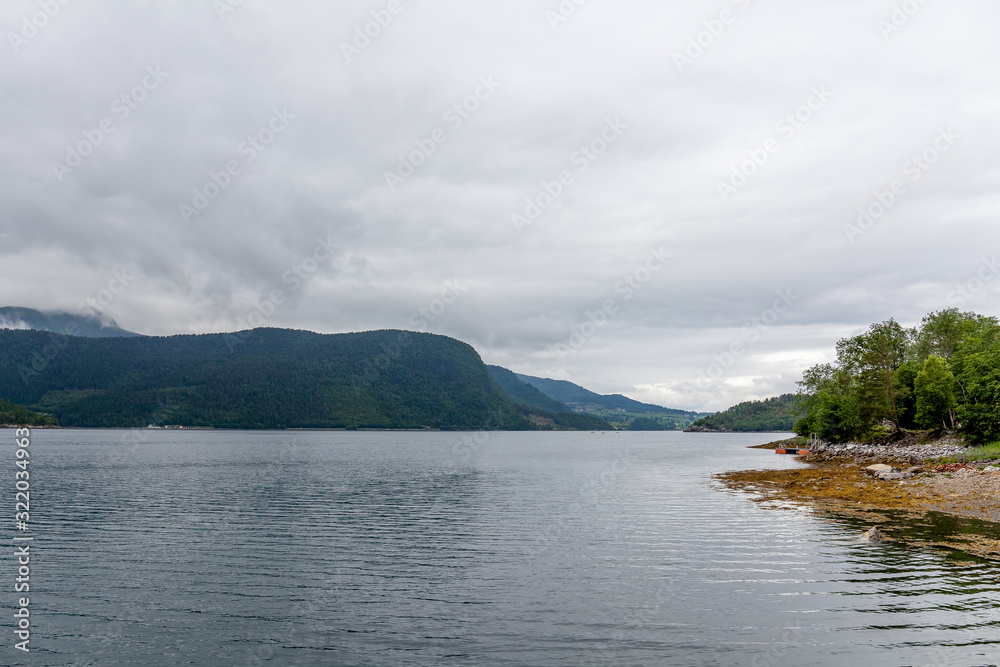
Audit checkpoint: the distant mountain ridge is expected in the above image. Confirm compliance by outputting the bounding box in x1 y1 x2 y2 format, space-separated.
515 373 703 419
0 307 139 338
487 366 571 414
486 366 612 431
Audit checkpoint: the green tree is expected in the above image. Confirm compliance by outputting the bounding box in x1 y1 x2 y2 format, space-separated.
836 319 910 431
794 364 865 442
893 359 921 429
914 355 956 429
954 334 1000 445
913 309 976 362
795 310 1000 446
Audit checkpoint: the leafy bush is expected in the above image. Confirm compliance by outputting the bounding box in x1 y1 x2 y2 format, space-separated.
796 309 1000 445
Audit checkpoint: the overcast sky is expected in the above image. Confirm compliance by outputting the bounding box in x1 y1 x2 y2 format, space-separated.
2 0 998 411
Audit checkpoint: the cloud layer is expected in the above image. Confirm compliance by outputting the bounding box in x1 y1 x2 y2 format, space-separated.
2 0 998 410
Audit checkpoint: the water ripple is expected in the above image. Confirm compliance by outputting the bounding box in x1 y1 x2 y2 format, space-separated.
11 430 1000 666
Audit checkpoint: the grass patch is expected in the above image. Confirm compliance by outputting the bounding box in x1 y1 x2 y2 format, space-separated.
933 441 1000 464
748 435 808 450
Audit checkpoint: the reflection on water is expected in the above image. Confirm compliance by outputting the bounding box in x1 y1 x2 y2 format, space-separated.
12 430 1000 666
879 509 1000 543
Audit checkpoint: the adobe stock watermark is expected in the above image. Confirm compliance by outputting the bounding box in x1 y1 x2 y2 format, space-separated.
385 76 501 192
16 266 138 384
947 255 1000 308
408 280 470 332
716 85 833 202
581 577 678 666
340 0 404 63
77 267 136 319
748 623 808 667
224 234 339 351
843 126 959 244
8 0 72 54
212 0 245 20
179 107 295 224
680 289 798 401
209 440 316 665
52 66 169 182
445 430 490 470
877 0 930 39
523 444 636 561
357 278 472 387
441 417 508 473
511 116 627 233
556 247 668 358
673 0 753 72
545 0 590 31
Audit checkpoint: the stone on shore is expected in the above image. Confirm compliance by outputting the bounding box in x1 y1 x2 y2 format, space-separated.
805 437 965 464
863 527 884 543
865 464 899 475
862 463 918 481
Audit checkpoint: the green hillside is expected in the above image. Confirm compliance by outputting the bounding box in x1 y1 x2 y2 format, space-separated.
487 366 570 413
0 398 57 426
628 417 672 431
515 372 706 429
515 374 682 414
487 366 612 430
0 328 534 430
687 394 798 432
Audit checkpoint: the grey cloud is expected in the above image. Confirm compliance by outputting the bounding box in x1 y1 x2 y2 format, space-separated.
2 0 998 411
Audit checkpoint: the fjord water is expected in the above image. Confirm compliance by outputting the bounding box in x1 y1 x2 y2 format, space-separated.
14 430 1000 666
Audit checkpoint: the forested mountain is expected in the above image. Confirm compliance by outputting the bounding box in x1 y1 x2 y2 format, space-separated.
0 398 57 426
0 328 534 430
795 309 1000 445
687 394 798 432
0 307 139 338
487 365 613 431
487 366 571 413
514 373 702 418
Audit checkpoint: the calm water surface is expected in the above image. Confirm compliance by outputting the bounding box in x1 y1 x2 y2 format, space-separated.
8 430 1000 666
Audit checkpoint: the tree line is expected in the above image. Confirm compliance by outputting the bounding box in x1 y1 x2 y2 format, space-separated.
690 394 798 432
0 398 56 426
794 309 1000 445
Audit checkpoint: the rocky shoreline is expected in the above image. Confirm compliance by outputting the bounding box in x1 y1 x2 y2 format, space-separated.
802 437 967 464
716 437 1000 562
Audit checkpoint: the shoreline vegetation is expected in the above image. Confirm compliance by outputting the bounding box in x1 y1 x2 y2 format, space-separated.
718 308 1000 562
0 398 57 427
792 309 1000 447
